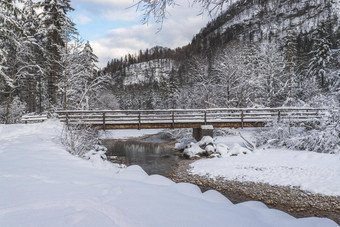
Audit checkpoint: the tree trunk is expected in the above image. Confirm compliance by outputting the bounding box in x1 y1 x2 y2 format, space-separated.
63 71 67 110
38 74 42 113
5 86 13 124
5 55 18 124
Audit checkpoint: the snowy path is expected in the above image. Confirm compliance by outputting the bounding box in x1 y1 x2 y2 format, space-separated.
190 135 340 196
0 121 337 227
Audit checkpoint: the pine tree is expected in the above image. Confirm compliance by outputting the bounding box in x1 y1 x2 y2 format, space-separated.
20 0 46 113
0 0 25 123
307 22 332 89
282 33 300 106
39 0 76 107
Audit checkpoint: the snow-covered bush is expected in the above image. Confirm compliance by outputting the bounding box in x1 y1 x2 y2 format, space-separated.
255 110 340 154
60 124 102 158
83 144 108 163
213 128 238 137
97 93 120 110
0 97 26 124
159 128 192 140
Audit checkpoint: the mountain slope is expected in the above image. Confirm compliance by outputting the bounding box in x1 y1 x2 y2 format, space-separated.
104 0 340 110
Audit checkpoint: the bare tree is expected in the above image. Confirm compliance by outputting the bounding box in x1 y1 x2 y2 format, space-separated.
135 0 232 24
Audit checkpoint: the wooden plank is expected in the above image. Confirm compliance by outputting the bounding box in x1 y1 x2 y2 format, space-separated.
87 121 267 130
56 107 328 115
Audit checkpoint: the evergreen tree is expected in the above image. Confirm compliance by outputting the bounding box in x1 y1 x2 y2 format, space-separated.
282 33 300 106
21 0 46 113
307 22 332 89
0 0 25 123
39 0 76 107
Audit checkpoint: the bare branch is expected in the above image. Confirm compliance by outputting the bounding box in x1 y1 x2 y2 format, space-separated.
133 0 232 25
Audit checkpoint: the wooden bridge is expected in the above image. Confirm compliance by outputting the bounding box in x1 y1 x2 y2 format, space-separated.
56 107 328 130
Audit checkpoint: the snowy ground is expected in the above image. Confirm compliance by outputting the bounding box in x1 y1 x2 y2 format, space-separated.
190 129 340 196
0 121 338 227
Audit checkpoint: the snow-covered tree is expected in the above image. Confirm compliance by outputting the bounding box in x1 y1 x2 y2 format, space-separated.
19 0 46 113
59 38 105 110
212 42 249 107
39 0 76 107
281 33 302 106
307 22 332 89
184 55 220 108
0 0 25 123
165 68 180 109
256 41 287 107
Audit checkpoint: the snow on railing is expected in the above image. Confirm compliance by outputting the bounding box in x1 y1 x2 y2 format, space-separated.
22 113 48 124
56 107 329 130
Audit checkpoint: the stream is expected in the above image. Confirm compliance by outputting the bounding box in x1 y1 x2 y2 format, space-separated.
102 134 181 176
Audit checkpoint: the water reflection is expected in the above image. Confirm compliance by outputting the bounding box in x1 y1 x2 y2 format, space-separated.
103 140 180 176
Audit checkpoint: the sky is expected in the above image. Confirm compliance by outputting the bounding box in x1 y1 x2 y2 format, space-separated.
69 0 211 68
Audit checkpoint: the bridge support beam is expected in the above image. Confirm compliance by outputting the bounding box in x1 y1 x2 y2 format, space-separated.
193 125 214 142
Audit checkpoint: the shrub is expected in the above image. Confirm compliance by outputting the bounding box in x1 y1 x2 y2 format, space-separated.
255 110 340 154
60 124 101 157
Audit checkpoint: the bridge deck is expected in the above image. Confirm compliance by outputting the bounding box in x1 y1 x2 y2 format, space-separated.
56 108 327 130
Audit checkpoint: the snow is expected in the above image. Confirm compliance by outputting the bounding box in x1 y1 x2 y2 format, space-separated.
198 136 214 146
99 128 163 140
122 59 175 86
201 125 213 130
190 129 340 197
183 142 205 158
0 121 337 226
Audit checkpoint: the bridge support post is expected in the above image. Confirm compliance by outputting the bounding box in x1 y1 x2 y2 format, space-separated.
193 125 213 141
241 110 244 129
171 111 175 129
138 112 141 130
65 113 69 129
103 112 106 131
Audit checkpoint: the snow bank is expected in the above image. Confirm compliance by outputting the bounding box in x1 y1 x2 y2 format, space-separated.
0 121 337 226
190 148 340 196
187 128 340 196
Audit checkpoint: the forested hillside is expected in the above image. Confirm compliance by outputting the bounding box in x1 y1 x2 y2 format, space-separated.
0 0 104 123
104 0 340 110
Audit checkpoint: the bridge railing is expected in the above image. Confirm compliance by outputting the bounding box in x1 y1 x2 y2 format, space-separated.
56 107 329 129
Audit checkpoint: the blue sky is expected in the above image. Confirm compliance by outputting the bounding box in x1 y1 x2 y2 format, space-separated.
69 0 211 67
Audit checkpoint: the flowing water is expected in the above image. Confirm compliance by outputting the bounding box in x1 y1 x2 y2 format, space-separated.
103 136 180 176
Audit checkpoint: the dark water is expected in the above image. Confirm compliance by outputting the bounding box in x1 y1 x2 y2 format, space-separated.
103 139 180 176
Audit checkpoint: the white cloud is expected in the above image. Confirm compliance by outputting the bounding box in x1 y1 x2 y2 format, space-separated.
101 8 140 22
75 15 92 24
73 0 211 67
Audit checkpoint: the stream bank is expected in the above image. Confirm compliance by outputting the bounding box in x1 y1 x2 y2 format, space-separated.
101 130 340 225
167 160 340 225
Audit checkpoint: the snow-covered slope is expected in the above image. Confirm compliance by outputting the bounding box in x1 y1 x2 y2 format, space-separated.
0 121 337 226
209 0 335 41
123 59 176 86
